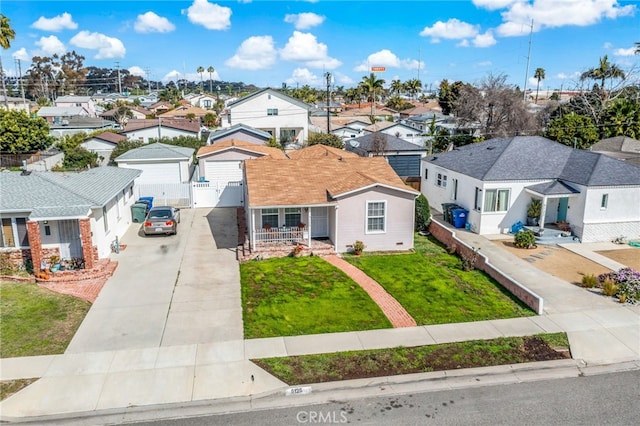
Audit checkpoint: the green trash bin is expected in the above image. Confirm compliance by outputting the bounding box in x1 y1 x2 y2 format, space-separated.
131 203 148 223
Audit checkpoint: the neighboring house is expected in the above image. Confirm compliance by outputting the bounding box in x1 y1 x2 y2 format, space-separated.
331 125 365 141
101 106 151 122
338 103 398 121
590 136 640 167
193 140 286 208
221 88 310 146
81 132 128 165
122 119 202 143
206 123 273 145
37 106 88 124
0 167 140 271
115 142 195 184
346 132 427 177
0 95 31 112
55 95 98 118
398 103 442 119
287 143 359 160
159 105 208 120
421 136 640 243
243 146 419 253
188 94 218 110
48 117 118 139
363 121 426 147
148 101 174 115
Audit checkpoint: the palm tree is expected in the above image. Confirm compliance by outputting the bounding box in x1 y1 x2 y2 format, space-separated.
390 79 404 96
534 67 545 103
405 78 422 100
197 66 204 93
359 73 385 116
1 14 15 109
207 66 215 93
580 55 626 91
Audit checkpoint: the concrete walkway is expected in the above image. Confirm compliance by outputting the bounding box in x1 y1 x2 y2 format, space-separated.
1 216 638 421
324 255 417 328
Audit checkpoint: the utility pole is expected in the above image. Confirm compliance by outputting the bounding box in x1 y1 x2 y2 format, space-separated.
325 72 331 134
15 59 27 113
146 67 151 95
522 19 533 101
115 61 122 94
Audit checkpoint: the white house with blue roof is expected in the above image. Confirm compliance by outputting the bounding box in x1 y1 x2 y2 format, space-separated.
0 167 140 273
421 136 640 243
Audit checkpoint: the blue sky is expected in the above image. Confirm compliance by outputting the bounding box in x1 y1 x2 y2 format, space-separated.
1 0 638 93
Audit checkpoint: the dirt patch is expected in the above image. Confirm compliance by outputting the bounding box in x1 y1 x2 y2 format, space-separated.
1 378 38 401
495 241 611 285
596 249 640 270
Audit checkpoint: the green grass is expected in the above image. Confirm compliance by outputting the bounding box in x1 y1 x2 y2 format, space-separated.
241 256 392 338
0 281 91 358
346 234 534 325
254 333 570 385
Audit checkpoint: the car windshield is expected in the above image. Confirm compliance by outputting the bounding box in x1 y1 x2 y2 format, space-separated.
149 210 171 219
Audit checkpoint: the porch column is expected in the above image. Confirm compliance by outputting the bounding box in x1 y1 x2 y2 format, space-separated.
250 208 255 251
307 208 311 247
79 218 94 269
539 197 548 233
26 221 43 272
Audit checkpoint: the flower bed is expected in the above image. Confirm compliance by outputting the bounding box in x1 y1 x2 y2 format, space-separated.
598 267 640 304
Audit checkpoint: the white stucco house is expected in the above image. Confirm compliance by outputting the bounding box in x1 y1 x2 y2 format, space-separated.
421 136 640 243
221 88 310 146
54 95 98 118
363 121 427 147
81 131 128 165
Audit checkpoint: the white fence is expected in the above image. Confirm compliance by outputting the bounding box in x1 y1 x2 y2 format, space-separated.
255 227 306 243
192 181 244 208
135 183 192 208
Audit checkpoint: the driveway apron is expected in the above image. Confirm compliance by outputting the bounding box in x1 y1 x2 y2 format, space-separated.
65 208 242 353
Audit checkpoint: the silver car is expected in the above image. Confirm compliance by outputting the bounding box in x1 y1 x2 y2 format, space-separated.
143 206 180 236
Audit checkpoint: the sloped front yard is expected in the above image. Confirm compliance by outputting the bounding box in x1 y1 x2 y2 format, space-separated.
346 235 535 325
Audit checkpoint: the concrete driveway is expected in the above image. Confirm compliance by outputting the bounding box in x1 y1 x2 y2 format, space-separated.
66 208 242 353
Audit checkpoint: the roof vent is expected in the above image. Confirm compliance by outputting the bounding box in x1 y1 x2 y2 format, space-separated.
487 146 495 150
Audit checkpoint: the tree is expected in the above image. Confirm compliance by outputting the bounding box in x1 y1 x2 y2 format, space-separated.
580 55 626 93
207 66 215 93
601 98 640 139
359 73 385 116
437 79 465 115
390 79 404 96
197 66 204 93
202 112 217 127
545 112 599 149
0 110 55 152
109 139 144 165
113 105 133 129
1 14 16 109
55 133 98 169
404 78 422 100
306 132 344 149
534 67 545 103
415 194 431 232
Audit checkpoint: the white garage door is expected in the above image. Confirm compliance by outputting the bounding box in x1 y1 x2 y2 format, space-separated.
124 162 181 185
204 160 243 182
199 160 244 207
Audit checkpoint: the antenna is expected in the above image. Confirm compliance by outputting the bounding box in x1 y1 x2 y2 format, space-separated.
522 19 533 101
115 61 122 94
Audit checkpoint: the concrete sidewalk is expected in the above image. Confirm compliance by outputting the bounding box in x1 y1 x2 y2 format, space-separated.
1 217 639 421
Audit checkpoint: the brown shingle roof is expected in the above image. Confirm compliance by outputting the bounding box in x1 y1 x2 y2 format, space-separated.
197 139 287 159
93 132 127 144
245 156 417 207
123 118 200 133
287 144 358 160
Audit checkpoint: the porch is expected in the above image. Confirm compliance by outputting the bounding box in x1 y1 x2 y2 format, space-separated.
523 223 580 245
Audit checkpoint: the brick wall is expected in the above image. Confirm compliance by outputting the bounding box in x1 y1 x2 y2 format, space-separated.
428 220 543 314
78 218 94 270
26 221 43 272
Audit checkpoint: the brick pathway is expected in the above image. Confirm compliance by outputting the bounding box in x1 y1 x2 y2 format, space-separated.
39 278 107 303
324 255 417 328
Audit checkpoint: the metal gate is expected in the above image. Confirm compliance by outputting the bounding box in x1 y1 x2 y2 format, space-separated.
192 181 244 208
135 183 192 208
58 220 82 259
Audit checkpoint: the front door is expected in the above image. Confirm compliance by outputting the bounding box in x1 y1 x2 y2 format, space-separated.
58 220 82 259
310 207 328 238
557 197 568 222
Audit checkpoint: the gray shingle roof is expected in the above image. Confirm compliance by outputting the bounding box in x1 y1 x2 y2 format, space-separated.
346 133 426 156
422 136 640 186
0 167 140 219
114 143 195 162
208 124 272 142
526 180 580 195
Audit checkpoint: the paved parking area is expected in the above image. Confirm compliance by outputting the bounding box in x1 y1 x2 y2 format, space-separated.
65 208 242 353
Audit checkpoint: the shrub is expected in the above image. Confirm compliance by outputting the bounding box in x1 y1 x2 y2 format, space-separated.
352 240 365 255
514 229 536 249
598 267 640 304
602 279 618 297
415 194 431 232
581 274 598 288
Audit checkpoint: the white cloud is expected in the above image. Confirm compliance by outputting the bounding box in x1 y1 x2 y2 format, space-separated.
528 76 543 87
185 0 232 30
162 70 182 83
556 71 581 80
225 35 277 70
128 66 146 77
472 31 497 47
70 31 126 59
354 49 422 72
420 19 479 42
35 35 66 56
134 11 176 33
472 0 518 10
284 13 325 30
614 46 637 56
285 68 323 87
496 0 637 37
279 31 341 69
12 48 30 61
476 60 493 67
31 12 78 32
334 72 354 85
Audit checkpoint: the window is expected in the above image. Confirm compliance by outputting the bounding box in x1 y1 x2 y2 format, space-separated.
483 189 510 212
474 187 482 211
284 208 301 227
261 208 279 228
366 201 386 233
1 218 15 247
424 168 428 180
0 217 29 248
436 173 447 188
267 108 279 116
601 194 608 209
16 218 28 247
203 100 212 108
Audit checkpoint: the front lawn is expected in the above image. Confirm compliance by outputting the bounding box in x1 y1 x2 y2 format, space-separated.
0 281 91 358
241 256 392 338
346 235 534 325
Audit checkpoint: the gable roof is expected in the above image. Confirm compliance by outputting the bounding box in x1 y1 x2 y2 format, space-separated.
122 118 200 133
346 133 426 156
208 123 272 142
36 106 86 117
287 144 358 160
423 136 640 186
159 105 209 118
115 142 194 162
55 95 92 103
90 132 127 144
0 167 140 219
227 88 310 111
245 156 417 207
196 139 287 159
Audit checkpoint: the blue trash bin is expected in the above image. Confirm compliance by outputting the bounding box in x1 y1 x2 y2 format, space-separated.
137 196 154 211
452 208 468 229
